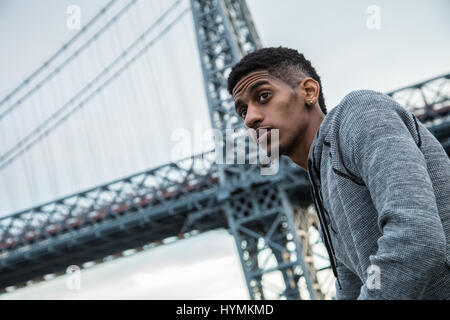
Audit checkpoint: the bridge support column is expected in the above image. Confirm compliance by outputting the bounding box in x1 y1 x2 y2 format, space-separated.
224 184 317 299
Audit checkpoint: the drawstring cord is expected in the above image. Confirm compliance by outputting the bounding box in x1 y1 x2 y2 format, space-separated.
308 153 342 290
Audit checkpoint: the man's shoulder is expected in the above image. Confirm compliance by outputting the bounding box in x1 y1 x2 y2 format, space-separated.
334 89 393 114
323 90 386 125
340 89 386 102
321 89 417 151
329 89 408 128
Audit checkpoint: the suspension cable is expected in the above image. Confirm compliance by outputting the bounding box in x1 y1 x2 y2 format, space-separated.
0 0 139 121
0 0 118 110
0 4 191 171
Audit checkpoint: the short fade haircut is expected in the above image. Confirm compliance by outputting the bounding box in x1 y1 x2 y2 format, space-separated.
227 46 327 115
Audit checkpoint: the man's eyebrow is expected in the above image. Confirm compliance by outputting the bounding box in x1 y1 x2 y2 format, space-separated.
234 80 270 112
249 80 270 94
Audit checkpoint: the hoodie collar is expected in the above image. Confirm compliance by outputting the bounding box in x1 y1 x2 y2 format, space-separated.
307 113 332 180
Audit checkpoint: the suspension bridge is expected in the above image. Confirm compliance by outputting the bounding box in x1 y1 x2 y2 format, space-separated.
0 0 449 300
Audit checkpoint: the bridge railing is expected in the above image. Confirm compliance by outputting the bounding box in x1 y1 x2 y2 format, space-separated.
0 151 220 252
387 73 450 122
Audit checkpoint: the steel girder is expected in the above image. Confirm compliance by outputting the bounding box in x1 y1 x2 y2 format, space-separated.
385 73 450 157
225 184 317 299
387 73 450 123
0 151 220 252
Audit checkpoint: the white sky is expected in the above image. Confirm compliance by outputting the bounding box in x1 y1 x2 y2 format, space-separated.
0 0 449 299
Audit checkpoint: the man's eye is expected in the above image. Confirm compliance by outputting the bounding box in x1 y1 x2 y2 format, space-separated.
239 107 247 119
259 92 270 102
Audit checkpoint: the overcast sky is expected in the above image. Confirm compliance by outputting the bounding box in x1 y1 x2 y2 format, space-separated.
0 0 449 299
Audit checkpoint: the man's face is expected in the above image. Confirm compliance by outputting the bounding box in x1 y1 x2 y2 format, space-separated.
232 70 310 156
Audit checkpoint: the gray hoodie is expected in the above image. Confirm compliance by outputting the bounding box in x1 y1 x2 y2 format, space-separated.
307 89 450 299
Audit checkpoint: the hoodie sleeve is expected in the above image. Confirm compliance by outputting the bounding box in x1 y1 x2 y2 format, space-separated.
340 91 447 300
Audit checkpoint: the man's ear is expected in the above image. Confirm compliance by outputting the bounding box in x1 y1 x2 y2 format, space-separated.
301 78 320 103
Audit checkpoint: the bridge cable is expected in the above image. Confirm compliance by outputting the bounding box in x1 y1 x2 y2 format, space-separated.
0 3 190 171
0 0 119 110
0 0 138 121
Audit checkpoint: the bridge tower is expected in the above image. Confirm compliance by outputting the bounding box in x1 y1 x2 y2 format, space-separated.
190 0 321 299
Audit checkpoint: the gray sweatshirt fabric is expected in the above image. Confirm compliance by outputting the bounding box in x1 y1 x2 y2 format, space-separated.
306 89 450 300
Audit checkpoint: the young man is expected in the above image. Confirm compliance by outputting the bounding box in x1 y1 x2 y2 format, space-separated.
227 46 450 300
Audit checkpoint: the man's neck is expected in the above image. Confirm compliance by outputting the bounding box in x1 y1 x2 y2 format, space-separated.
289 110 325 171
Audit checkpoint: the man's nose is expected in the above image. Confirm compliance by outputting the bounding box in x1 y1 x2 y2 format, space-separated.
244 104 263 128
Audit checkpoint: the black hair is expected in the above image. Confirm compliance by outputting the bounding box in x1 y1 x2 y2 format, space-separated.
227 46 327 114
